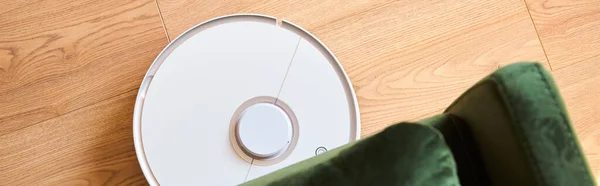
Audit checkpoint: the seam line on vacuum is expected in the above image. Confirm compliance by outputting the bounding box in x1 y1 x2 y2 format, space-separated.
244 159 254 182
275 37 302 104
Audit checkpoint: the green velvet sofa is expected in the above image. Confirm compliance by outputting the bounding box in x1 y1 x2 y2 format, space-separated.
241 62 595 186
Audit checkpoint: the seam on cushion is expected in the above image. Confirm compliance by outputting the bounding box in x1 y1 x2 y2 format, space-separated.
491 66 546 186
533 65 593 186
449 116 482 186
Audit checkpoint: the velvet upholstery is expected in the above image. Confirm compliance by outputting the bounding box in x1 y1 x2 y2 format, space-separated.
437 62 594 186
242 124 460 186
240 62 595 186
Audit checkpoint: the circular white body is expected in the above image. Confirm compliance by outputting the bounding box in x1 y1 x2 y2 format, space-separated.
133 14 360 185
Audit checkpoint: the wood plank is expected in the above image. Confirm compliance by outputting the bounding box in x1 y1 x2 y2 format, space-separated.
551 56 600 181
525 0 600 70
0 0 168 184
0 91 146 185
157 0 548 136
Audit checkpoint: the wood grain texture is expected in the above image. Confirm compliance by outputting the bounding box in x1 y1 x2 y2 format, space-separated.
156 0 548 136
0 0 168 184
5 0 596 184
526 0 600 70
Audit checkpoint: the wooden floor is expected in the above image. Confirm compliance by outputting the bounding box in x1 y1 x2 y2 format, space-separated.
0 0 598 184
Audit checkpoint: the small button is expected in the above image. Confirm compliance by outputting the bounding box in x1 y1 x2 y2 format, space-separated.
315 146 327 155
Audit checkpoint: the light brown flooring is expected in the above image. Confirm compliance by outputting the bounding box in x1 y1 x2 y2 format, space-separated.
0 0 598 184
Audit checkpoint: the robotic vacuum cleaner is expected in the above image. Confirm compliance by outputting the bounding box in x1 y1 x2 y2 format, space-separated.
133 14 360 185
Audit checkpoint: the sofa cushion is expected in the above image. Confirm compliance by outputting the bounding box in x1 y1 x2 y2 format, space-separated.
443 62 594 186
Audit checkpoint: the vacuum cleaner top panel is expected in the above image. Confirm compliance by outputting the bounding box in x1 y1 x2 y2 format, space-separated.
133 14 360 185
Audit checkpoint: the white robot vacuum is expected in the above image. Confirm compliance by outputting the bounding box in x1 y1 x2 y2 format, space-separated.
133 14 360 185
